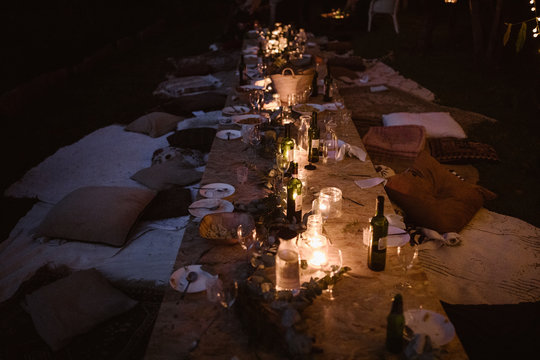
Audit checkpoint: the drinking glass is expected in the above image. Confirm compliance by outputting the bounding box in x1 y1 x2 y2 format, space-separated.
395 242 418 290
206 278 238 309
321 246 342 300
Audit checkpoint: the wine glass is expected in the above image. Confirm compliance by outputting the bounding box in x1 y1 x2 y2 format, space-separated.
247 125 261 163
321 246 343 300
237 224 256 252
206 277 238 309
395 242 418 290
249 90 263 113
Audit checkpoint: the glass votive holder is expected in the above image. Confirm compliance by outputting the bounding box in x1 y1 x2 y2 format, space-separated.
319 187 342 218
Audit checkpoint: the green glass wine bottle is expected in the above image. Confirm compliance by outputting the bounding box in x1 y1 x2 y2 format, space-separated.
286 162 303 223
386 293 405 353
307 111 320 163
367 195 388 271
280 123 295 163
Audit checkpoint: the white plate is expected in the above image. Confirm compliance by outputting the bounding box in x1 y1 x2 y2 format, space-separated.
216 129 241 140
188 198 234 218
169 265 217 293
199 183 235 199
222 105 250 116
404 309 455 346
232 114 264 126
292 103 325 115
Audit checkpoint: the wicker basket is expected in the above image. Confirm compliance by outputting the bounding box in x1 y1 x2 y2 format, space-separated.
270 67 314 104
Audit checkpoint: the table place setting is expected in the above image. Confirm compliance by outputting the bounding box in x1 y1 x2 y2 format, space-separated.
216 129 241 140
169 265 217 294
222 105 250 116
198 183 235 199
188 198 234 218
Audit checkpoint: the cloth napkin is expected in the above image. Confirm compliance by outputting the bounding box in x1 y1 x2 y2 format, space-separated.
335 142 367 162
410 227 461 249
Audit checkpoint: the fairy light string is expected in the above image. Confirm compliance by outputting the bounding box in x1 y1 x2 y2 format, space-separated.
504 0 539 38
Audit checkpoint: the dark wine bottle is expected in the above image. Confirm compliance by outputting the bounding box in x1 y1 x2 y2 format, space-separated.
286 162 303 223
367 196 388 271
323 64 333 102
310 67 319 97
280 123 295 163
386 293 405 353
239 54 247 86
307 111 320 163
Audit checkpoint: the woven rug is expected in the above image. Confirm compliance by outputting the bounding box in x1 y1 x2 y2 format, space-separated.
0 265 165 360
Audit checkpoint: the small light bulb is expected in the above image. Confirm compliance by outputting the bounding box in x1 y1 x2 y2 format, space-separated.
534 33 539 38
530 0 534 4
532 7 536 11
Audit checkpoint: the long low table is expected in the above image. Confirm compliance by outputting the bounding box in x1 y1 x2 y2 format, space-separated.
143 87 468 358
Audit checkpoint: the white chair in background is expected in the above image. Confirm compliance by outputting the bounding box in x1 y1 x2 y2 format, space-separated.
368 0 400 34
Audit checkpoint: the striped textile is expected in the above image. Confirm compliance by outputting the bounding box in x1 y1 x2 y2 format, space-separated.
417 208 540 305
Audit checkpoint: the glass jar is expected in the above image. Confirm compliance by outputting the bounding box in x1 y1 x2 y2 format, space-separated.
319 187 343 218
275 232 300 291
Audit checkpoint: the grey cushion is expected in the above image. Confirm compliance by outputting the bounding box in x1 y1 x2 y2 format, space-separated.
131 158 203 191
35 186 156 246
125 112 183 138
23 268 137 351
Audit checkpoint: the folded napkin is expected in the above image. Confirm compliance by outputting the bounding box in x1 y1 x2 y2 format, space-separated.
409 227 461 249
335 142 367 162
362 213 410 247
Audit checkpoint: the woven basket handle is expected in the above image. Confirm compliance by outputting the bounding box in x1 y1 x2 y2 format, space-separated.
281 67 296 76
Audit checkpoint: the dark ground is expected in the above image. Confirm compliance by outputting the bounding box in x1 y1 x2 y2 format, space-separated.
1 0 539 359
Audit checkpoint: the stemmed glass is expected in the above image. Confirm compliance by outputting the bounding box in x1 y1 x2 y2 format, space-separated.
248 125 261 161
206 277 238 309
320 246 343 300
249 90 264 114
395 242 418 290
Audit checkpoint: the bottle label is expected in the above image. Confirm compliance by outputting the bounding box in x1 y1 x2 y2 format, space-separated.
378 236 387 250
295 194 302 212
312 139 319 148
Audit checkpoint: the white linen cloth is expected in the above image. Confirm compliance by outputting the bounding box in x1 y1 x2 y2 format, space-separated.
335 141 367 162
4 125 168 204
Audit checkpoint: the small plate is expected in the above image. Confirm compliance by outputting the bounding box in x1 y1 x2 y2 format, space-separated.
404 309 456 346
232 114 264 126
292 103 325 115
169 265 217 293
216 129 241 140
222 105 250 116
199 183 235 199
188 198 234 218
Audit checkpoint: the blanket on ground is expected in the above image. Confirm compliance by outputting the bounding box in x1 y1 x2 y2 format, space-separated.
0 124 196 303
4 125 167 204
418 208 540 305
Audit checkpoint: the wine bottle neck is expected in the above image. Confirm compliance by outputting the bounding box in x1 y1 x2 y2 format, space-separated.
376 196 385 216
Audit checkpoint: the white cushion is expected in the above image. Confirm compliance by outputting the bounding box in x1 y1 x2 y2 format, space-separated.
382 112 467 139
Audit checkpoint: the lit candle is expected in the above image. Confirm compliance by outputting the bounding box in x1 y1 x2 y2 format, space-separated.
307 233 328 267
